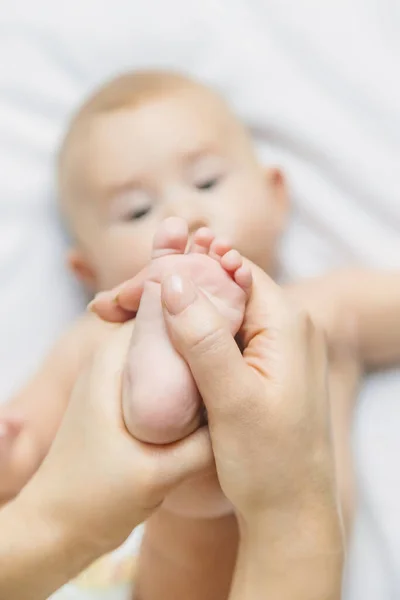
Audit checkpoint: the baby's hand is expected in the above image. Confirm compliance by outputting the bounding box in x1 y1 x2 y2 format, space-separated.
0 413 36 506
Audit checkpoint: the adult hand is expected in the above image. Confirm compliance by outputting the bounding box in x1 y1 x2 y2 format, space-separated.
157 265 339 529
159 266 344 600
92 262 340 531
19 321 212 556
91 261 344 600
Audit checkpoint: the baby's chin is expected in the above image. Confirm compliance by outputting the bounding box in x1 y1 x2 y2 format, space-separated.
162 467 233 520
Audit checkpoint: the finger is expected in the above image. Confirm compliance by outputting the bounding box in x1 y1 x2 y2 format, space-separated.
239 258 287 347
155 426 213 493
88 292 134 322
90 321 134 420
113 266 150 313
114 281 145 313
161 274 253 419
88 266 149 321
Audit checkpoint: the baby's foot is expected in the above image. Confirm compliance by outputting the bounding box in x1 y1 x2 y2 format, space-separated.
123 217 252 445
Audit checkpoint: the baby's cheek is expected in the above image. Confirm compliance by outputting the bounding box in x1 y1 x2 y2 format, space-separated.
97 232 150 289
97 256 141 290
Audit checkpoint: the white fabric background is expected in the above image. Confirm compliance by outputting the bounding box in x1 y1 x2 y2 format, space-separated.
1 0 399 598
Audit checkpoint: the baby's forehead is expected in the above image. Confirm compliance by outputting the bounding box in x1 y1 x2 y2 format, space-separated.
59 84 247 208
90 87 238 143
84 91 236 163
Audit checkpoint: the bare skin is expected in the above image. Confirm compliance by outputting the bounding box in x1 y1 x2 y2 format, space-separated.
0 261 343 600
0 320 213 600
122 217 251 444
0 314 117 506
1 71 287 508
100 260 344 600
1 69 400 598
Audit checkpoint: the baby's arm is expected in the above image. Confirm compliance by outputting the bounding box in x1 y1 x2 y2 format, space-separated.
0 314 116 506
337 270 400 370
286 269 400 535
286 269 400 370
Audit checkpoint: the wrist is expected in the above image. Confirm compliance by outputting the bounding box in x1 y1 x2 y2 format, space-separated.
238 501 344 558
233 505 344 600
18 473 104 573
0 489 104 600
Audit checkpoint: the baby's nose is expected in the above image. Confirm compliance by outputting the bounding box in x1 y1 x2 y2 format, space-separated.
187 217 209 235
165 198 209 233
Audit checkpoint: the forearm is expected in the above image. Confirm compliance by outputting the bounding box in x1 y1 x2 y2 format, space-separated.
0 491 100 600
285 269 400 372
0 316 108 505
135 508 238 600
6 313 112 454
343 270 400 369
328 358 361 537
230 508 344 600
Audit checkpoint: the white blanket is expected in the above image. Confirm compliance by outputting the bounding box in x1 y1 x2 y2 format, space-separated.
1 1 400 597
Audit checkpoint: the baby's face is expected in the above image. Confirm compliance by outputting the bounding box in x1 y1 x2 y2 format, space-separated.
67 87 287 291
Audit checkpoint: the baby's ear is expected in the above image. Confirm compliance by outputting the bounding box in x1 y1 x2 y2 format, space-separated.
67 248 97 291
264 166 290 231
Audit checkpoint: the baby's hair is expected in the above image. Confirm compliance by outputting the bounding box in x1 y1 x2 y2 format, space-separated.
59 69 199 168
75 70 198 115
57 69 252 240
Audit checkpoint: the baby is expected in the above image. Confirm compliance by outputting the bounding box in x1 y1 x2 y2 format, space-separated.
58 71 285 445
1 69 396 598
0 70 287 493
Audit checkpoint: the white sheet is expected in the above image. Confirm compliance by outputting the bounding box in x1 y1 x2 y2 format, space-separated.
1 1 400 598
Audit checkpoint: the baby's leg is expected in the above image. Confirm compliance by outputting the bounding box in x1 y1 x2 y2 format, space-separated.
122 217 251 445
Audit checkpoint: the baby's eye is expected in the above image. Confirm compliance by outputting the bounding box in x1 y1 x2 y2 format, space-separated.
124 205 152 221
195 176 220 191
113 188 154 222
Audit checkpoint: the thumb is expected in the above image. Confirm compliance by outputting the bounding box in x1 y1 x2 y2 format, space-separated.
154 426 213 494
160 274 252 419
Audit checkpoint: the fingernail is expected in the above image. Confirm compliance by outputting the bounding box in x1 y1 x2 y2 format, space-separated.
87 291 111 312
87 299 96 312
162 275 197 315
113 292 120 304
